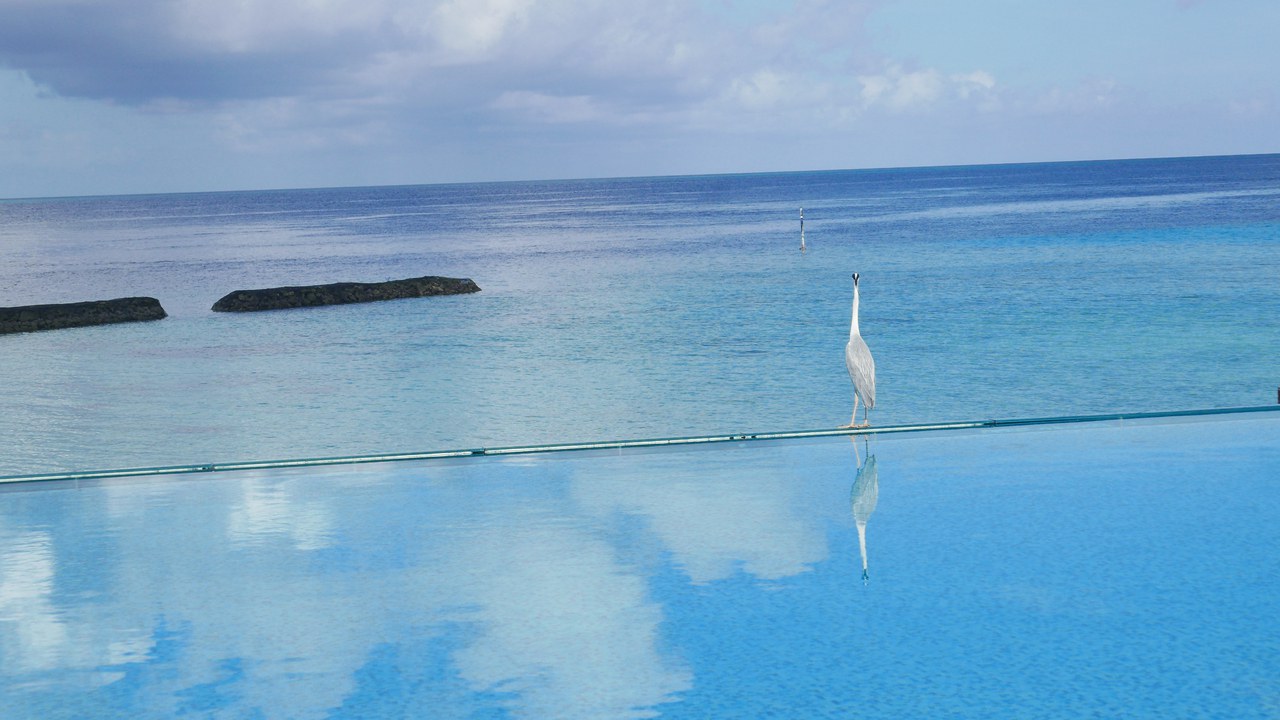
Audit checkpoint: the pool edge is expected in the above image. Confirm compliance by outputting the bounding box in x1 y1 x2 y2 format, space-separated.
3 405 1278 485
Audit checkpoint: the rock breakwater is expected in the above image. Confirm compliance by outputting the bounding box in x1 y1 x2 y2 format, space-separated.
0 297 168 334
211 275 481 312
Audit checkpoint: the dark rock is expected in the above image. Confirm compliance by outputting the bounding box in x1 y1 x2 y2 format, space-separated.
211 275 481 312
0 297 167 335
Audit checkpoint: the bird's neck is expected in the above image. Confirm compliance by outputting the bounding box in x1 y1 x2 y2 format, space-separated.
856 522 869 572
849 287 861 337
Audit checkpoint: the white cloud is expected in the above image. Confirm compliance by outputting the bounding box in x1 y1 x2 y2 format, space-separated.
212 96 388 153
420 0 537 65
491 90 604 123
3 0 984 156
724 69 789 110
0 531 68 671
0 1 851 108
954 70 996 97
857 65 999 112
6 0 1273 196
168 0 391 54
1030 77 1120 113
1228 97 1270 119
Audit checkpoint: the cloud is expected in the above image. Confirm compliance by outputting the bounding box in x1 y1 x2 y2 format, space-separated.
0 0 1007 139
723 69 789 110
421 0 538 65
0 1 877 110
1227 97 1271 119
0 0 1045 193
857 65 999 113
1028 77 1121 113
954 70 996 98
491 90 604 123
0 531 68 672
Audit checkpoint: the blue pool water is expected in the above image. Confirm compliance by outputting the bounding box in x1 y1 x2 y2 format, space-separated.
1 411 1277 718
2 154 1280 474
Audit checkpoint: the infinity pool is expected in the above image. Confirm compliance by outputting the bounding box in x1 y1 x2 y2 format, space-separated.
2 410 1278 719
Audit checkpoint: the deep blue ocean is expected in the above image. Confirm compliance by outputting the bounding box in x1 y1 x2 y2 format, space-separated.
2 154 1278 475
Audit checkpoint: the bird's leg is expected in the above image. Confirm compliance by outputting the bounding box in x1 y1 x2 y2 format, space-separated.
841 395 861 429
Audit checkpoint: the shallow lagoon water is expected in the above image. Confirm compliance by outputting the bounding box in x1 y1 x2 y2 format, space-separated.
1 412 1277 718
2 155 1280 474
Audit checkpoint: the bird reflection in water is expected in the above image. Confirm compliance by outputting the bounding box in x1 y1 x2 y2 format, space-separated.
850 436 879 584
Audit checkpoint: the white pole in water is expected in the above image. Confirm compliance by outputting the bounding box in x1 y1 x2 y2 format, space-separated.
800 208 806 252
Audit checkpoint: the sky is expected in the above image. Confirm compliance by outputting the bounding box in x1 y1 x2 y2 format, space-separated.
1 0 1277 198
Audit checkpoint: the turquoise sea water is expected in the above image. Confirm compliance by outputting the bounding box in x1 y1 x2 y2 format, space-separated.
2 412 1277 718
2 154 1279 474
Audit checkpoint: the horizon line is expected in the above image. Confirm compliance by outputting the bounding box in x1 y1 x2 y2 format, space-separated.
4 150 1277 204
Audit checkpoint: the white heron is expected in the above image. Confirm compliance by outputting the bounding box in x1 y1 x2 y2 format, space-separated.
850 438 879 583
843 272 875 428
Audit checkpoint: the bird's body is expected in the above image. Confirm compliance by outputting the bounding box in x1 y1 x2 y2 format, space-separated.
844 273 876 427
851 451 879 582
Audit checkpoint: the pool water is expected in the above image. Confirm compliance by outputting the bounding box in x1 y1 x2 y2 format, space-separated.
1 410 1278 718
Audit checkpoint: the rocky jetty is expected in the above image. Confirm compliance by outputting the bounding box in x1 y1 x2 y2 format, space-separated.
0 297 167 335
212 275 481 312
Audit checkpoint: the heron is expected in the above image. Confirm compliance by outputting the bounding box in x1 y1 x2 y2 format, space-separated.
850 437 879 584
843 272 875 428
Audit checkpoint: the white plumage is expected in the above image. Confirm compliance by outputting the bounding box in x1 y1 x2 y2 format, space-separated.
799 207 806 252
851 447 879 583
844 272 876 427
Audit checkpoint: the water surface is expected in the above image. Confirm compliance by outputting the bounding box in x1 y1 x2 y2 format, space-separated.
2 155 1278 473
1 412 1277 718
